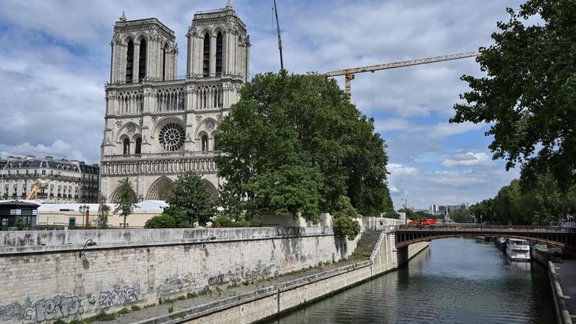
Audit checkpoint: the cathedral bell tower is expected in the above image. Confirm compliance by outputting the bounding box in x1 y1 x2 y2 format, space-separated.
100 4 249 203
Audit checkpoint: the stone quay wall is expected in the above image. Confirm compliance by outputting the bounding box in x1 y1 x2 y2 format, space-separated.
136 231 429 324
0 227 359 323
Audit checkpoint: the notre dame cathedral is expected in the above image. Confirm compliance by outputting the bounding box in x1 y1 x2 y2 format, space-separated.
100 3 249 202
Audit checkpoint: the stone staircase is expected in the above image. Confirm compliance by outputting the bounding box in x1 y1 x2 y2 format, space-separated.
350 229 382 260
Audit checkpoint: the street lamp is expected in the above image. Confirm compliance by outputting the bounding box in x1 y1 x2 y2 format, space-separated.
79 205 90 229
79 239 97 259
202 235 217 249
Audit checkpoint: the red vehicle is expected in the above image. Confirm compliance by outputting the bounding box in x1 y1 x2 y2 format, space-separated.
408 218 438 226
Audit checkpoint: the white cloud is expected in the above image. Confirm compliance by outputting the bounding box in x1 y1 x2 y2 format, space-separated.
442 152 493 168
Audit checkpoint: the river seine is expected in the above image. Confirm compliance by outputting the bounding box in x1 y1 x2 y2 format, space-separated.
267 237 556 324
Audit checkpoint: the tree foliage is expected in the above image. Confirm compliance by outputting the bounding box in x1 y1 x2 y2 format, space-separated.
96 194 110 229
448 207 474 223
144 212 178 228
113 178 135 228
148 172 216 228
215 71 393 221
470 171 576 225
332 196 361 240
451 1 576 189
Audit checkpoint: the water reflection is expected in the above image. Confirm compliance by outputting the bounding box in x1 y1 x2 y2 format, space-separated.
268 237 556 324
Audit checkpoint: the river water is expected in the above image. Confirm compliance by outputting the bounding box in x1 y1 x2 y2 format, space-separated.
267 237 556 324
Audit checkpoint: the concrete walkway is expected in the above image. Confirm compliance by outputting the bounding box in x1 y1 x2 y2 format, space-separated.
552 259 576 324
91 259 362 324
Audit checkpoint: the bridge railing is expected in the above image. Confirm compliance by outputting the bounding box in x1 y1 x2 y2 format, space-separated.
396 224 576 233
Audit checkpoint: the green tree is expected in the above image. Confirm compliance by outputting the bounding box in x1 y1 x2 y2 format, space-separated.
449 208 474 223
332 196 361 240
451 1 576 189
215 71 393 220
113 178 136 229
96 194 110 229
469 199 493 223
162 172 216 227
398 207 418 220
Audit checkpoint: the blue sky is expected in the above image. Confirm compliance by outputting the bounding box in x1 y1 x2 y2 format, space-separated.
0 0 525 210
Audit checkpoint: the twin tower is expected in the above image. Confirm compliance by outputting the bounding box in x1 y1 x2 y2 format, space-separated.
100 3 249 203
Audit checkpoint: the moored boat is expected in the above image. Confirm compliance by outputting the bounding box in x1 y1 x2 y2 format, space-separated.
506 238 531 261
495 237 507 251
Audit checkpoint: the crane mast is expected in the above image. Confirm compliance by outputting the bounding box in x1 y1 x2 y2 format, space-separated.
324 51 479 95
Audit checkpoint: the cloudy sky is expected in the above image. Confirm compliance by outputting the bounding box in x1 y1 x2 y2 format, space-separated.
0 0 525 210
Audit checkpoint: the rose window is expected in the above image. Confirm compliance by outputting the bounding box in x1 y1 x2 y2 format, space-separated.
159 122 185 151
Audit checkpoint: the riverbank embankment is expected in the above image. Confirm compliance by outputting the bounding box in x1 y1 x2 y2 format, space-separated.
92 231 428 324
548 259 576 324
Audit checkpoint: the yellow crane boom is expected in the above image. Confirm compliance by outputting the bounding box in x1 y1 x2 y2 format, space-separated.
324 51 480 95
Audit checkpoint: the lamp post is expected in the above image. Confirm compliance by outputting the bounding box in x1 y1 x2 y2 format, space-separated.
79 239 97 260
79 205 90 229
202 235 217 249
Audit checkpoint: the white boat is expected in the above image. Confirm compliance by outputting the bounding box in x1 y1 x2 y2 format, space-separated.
506 238 531 261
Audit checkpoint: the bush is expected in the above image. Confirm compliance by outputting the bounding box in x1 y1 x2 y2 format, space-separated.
145 214 177 228
333 215 361 240
212 214 234 227
332 196 361 240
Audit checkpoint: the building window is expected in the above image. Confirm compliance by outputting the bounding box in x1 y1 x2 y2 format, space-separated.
139 39 147 81
162 44 168 81
201 134 209 152
213 134 219 151
123 138 130 155
126 40 134 83
216 32 223 76
159 123 185 152
135 137 142 154
203 33 210 77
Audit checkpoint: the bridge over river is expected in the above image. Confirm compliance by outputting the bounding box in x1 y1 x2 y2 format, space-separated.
395 224 576 250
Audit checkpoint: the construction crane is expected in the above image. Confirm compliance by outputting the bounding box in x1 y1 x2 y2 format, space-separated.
26 180 42 200
324 51 480 95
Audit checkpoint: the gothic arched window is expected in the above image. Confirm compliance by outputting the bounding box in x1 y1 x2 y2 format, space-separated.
162 44 168 81
139 39 147 81
126 40 134 83
123 138 130 155
201 134 209 152
135 137 142 155
203 33 210 77
216 32 223 76
213 134 219 151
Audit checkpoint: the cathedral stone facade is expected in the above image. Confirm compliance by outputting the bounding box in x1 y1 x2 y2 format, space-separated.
100 3 249 202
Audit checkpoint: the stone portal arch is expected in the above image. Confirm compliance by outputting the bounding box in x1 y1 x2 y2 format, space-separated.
202 179 219 201
109 183 137 203
147 176 175 200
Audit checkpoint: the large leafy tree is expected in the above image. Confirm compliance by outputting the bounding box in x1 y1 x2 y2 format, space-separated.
160 172 216 227
215 72 393 221
451 0 576 188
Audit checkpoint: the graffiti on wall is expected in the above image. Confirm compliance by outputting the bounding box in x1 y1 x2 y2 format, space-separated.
157 273 202 296
98 285 141 308
0 295 84 322
0 285 142 322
